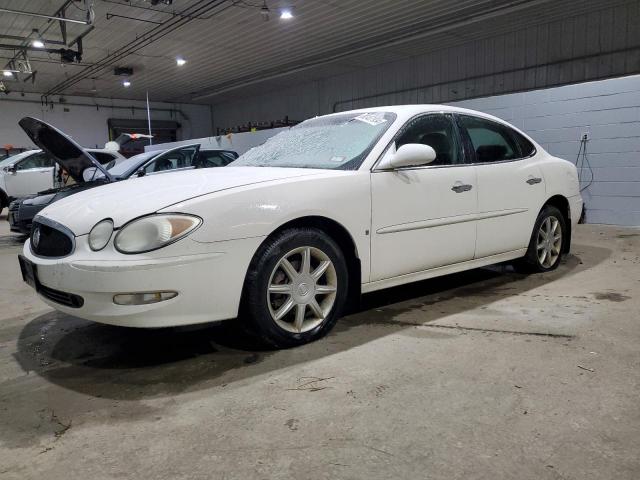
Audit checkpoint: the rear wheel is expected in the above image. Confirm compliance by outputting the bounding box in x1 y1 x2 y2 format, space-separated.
518 205 566 273
241 228 348 348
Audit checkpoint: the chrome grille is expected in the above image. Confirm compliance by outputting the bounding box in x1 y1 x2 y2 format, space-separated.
30 217 75 258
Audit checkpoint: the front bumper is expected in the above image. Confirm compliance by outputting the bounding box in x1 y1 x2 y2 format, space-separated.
22 235 263 328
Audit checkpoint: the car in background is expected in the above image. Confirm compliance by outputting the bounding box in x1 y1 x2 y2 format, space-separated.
8 144 238 234
0 148 124 214
0 147 28 160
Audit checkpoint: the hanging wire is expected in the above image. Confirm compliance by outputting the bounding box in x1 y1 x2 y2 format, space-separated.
575 134 594 193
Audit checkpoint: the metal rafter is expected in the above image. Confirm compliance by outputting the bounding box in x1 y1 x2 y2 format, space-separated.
44 0 231 98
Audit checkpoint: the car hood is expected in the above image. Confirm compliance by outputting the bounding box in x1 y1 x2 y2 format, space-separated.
19 117 113 183
37 166 326 235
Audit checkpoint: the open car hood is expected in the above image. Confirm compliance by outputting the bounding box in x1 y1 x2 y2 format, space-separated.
19 117 114 183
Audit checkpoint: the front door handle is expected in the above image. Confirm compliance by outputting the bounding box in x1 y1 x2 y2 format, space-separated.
451 183 473 193
526 177 542 185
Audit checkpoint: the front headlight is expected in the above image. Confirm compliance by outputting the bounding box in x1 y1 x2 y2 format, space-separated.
114 214 202 254
89 218 114 251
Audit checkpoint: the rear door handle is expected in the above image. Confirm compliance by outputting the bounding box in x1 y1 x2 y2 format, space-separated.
526 177 542 185
451 183 473 193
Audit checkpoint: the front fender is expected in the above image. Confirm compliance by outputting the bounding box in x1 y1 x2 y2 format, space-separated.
163 171 372 281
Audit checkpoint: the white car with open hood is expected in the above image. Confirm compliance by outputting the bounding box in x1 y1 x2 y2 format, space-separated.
18 107 582 348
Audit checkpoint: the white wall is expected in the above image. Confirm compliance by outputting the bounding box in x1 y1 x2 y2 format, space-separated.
0 93 212 149
450 75 640 226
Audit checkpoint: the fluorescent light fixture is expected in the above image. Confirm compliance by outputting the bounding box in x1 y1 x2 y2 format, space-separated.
31 39 45 48
2 70 13 77
176 57 186 66
122 80 131 87
280 9 293 19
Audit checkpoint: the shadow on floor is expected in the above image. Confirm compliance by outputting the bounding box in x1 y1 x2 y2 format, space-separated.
13 244 610 402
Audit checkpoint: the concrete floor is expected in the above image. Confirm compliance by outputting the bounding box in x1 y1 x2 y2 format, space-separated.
0 214 639 480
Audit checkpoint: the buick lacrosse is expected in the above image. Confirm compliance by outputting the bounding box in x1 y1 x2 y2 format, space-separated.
18 106 582 347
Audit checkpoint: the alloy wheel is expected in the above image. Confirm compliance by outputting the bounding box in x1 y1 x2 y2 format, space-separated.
267 246 338 333
536 215 562 268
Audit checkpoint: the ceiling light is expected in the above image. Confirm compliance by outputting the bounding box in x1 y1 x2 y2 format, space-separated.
122 80 131 87
280 9 293 19
31 39 45 48
176 57 186 66
2 70 13 77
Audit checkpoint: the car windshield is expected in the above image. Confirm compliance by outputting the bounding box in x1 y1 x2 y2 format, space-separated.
0 157 15 169
232 112 396 170
107 151 161 177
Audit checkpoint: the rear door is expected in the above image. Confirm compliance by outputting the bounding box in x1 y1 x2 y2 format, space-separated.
5 151 55 198
457 114 546 258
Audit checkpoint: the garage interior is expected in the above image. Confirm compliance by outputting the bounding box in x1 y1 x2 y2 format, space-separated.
1 1 639 479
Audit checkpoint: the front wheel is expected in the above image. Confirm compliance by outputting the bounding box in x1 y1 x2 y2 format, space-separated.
518 205 566 273
241 228 349 348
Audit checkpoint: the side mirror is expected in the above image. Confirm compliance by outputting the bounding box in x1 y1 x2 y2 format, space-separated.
6 164 17 175
136 168 146 177
378 143 437 170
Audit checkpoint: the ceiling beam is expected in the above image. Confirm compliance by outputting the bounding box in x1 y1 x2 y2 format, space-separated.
0 6 91 25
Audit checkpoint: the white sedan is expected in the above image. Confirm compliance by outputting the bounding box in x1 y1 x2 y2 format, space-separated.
18 106 582 347
0 148 124 212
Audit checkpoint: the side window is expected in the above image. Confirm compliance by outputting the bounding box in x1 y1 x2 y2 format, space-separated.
395 114 462 166
143 146 199 174
459 116 520 163
511 130 536 158
16 152 54 170
197 151 236 168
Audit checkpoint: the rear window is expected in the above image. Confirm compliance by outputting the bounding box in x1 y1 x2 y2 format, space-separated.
512 131 536 157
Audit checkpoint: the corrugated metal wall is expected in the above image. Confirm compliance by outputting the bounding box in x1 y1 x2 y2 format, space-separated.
212 1 640 128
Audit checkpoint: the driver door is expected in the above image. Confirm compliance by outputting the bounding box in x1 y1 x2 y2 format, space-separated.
370 113 478 282
5 152 55 198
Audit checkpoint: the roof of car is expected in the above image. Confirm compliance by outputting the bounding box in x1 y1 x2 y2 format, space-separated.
328 104 537 145
335 104 507 122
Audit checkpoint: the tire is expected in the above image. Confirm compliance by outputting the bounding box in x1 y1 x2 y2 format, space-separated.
241 227 349 348
517 205 566 273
